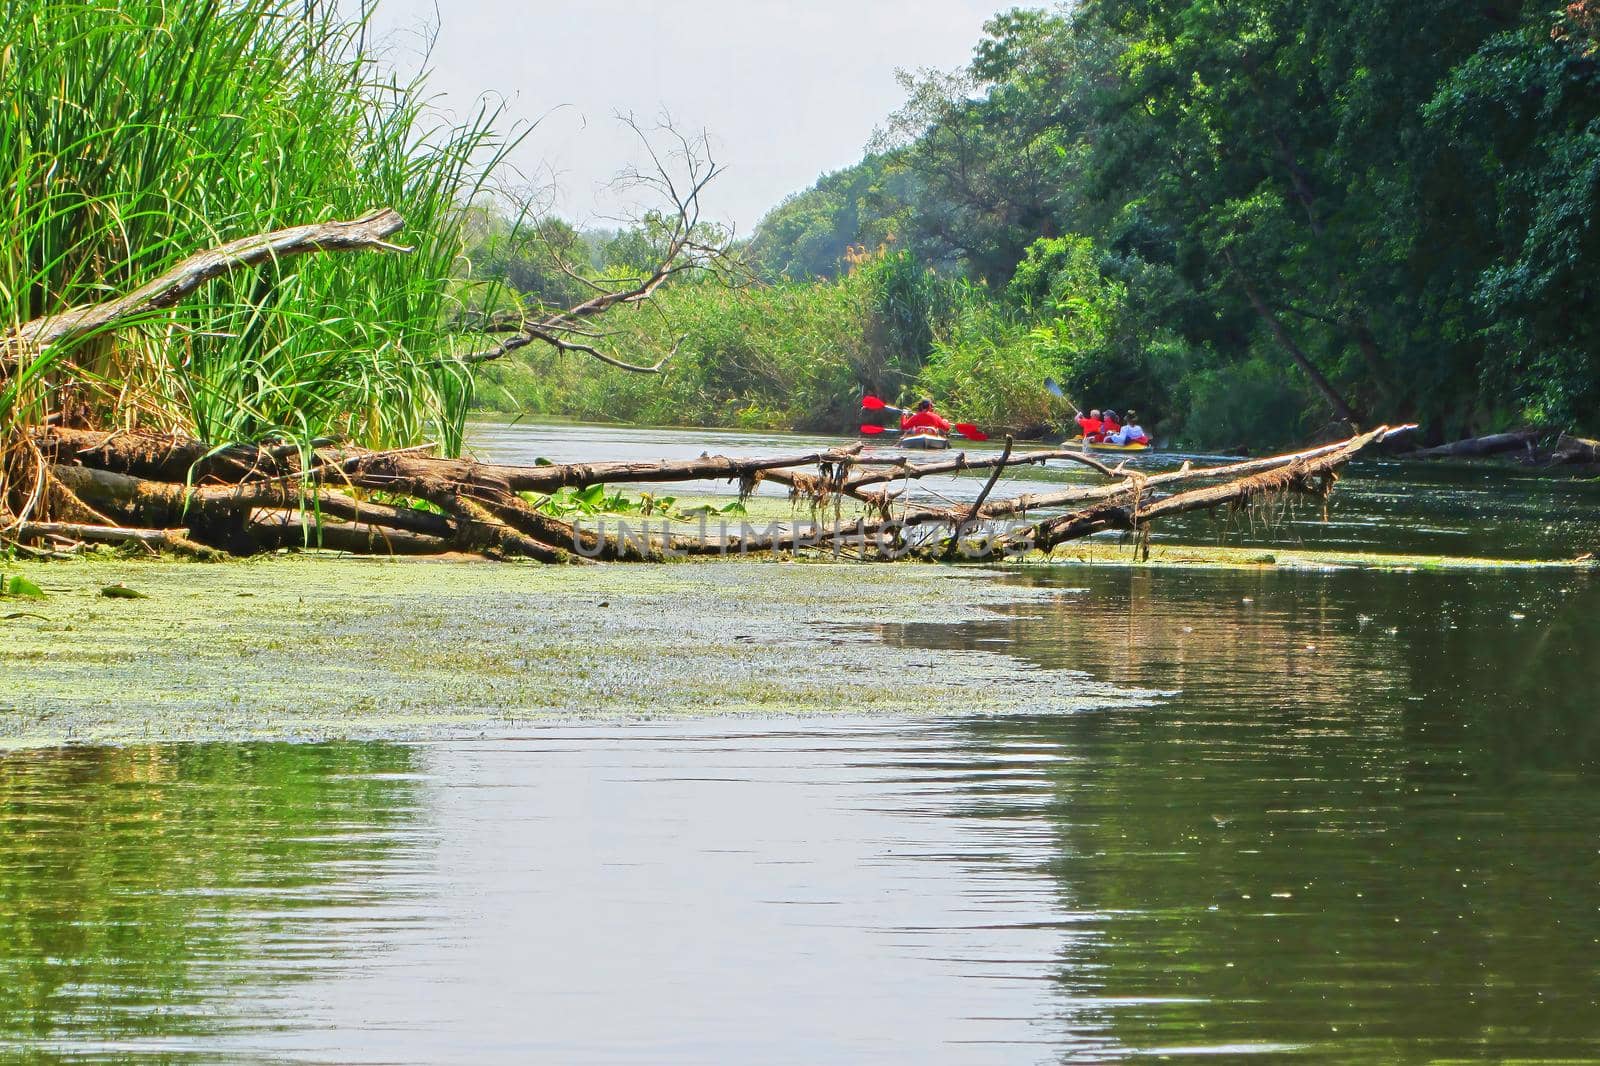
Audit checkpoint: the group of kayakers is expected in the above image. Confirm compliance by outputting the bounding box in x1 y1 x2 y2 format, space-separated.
1074 408 1149 446
883 395 1150 447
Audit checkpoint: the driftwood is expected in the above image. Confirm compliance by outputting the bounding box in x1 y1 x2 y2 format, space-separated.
6 424 1408 563
1397 427 1600 471
1402 428 1546 460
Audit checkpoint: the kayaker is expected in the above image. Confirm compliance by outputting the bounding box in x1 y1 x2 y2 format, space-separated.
1075 408 1104 442
900 398 951 435
1104 410 1150 446
1101 410 1122 437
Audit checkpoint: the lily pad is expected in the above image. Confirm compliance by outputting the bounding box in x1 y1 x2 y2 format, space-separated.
100 583 149 599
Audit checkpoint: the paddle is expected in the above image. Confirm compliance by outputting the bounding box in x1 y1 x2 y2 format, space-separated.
860 395 989 442
1044 377 1080 414
859 424 893 435
1045 377 1094 449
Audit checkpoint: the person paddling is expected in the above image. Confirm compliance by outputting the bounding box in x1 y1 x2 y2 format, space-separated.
1103 410 1150 446
1075 408 1104 442
1100 409 1123 439
900 398 951 436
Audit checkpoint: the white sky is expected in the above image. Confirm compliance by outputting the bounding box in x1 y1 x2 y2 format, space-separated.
369 0 1006 234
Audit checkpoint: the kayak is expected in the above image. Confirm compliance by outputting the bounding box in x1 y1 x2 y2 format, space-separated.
1063 436 1151 452
900 432 950 450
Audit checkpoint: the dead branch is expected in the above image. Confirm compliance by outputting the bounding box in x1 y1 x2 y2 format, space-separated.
2 210 409 361
1002 426 1398 553
460 117 735 372
943 435 1013 559
11 520 216 558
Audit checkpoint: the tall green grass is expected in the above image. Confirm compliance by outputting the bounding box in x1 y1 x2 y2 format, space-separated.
1 0 516 505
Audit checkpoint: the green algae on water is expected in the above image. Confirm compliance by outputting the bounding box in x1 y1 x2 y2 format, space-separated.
0 556 1146 748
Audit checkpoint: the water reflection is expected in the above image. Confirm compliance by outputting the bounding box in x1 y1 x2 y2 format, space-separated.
881 564 1600 1060
3 567 1598 1061
1154 460 1600 559
0 744 428 1060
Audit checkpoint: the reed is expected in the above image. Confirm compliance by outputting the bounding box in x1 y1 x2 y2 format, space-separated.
1 0 517 522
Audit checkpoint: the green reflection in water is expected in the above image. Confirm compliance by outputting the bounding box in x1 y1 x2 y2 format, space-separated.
881 565 1600 1061
0 743 424 1058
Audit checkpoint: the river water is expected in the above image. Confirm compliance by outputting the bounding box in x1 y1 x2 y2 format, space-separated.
3 421 1598 1063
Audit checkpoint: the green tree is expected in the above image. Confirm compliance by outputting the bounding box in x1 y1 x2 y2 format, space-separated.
1420 2 1600 429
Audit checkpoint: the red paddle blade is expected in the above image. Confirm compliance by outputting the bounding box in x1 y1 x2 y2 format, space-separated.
954 423 989 442
858 424 889 435
860 395 888 410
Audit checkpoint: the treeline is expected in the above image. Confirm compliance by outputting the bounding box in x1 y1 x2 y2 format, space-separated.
485 0 1600 449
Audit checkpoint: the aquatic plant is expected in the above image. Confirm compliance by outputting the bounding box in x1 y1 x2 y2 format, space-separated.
522 484 747 522
1 573 45 599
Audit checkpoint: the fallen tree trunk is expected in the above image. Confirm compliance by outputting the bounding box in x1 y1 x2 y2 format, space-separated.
245 509 450 556
1402 428 1546 460
10 425 1408 563
346 445 864 496
39 427 863 496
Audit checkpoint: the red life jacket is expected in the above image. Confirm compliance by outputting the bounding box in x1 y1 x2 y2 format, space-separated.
1075 415 1103 440
900 410 951 433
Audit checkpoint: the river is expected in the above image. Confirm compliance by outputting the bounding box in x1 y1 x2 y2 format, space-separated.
1 420 1597 1063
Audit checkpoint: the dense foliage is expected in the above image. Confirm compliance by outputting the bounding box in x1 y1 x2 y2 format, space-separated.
729 0 1599 447
477 249 958 430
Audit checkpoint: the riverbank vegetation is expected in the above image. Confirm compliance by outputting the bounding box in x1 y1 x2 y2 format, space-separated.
479 0 1600 451
0 0 728 560
4 0 1592 563
0 0 514 455
0 0 518 545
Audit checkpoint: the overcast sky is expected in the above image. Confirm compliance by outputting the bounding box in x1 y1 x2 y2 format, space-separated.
370 1 1006 234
